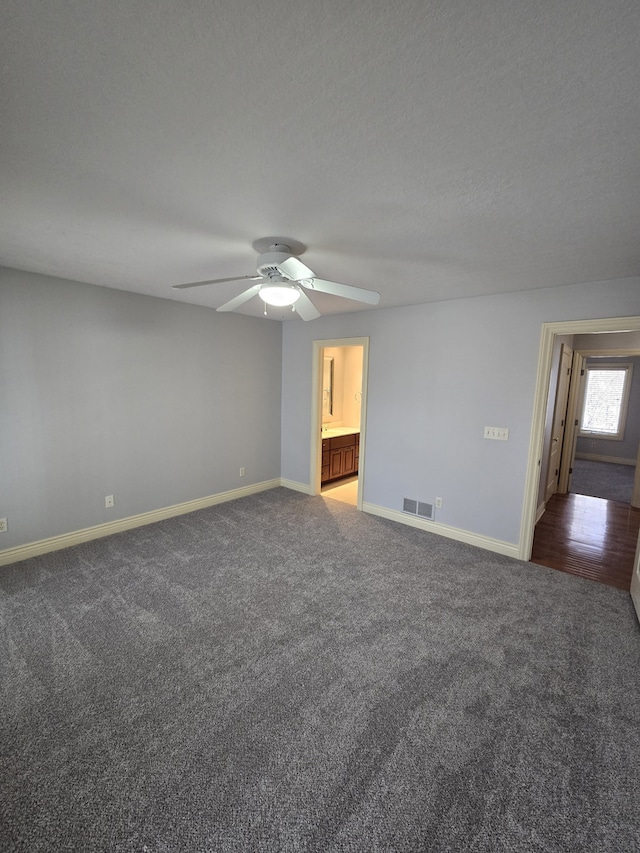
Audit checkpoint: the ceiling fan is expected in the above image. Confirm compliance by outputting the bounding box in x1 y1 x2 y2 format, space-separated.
172 241 381 320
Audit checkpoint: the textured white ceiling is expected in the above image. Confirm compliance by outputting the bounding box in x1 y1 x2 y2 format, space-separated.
2 0 639 319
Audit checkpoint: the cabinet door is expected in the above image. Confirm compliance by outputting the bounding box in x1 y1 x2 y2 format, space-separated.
321 439 331 484
330 448 344 479
343 445 356 475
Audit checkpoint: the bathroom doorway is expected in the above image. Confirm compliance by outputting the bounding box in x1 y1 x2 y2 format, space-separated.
310 338 370 509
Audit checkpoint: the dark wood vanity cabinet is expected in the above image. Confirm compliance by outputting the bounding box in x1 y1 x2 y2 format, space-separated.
322 433 359 484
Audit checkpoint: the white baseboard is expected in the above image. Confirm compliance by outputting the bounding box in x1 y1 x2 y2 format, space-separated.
281 485 521 558
0 479 281 567
361 502 520 559
575 452 636 466
535 502 546 524
280 478 314 495
0 479 521 568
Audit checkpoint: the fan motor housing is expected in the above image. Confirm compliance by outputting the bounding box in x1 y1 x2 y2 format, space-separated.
257 249 295 280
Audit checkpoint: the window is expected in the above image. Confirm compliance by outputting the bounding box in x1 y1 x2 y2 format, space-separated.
579 363 632 440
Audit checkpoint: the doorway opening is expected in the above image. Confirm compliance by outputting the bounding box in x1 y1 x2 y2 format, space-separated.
522 316 640 589
310 338 369 509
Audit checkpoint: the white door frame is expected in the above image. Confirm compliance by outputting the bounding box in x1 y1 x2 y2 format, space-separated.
310 337 370 510
631 528 640 621
519 316 640 560
633 440 640 508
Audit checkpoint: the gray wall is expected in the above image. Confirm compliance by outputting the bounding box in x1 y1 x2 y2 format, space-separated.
0 268 283 549
281 277 640 546
575 355 640 461
4 266 640 555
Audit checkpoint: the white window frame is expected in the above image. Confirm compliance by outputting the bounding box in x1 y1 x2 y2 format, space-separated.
579 362 633 441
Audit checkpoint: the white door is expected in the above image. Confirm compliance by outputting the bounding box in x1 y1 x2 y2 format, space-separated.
558 351 586 494
545 345 573 502
631 528 640 623
632 439 640 509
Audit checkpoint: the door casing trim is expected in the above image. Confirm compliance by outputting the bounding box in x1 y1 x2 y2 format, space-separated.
310 337 370 509
520 316 640 560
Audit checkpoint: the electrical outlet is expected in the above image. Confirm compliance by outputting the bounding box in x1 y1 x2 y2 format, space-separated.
239 467 245 477
105 495 114 508
0 518 7 533
435 497 443 509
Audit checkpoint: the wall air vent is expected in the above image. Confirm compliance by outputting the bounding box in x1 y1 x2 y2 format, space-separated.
403 498 435 519
417 502 434 520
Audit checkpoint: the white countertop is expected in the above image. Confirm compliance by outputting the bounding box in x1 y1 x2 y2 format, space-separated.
321 427 360 437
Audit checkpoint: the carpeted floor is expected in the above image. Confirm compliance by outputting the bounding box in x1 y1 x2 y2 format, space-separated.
570 457 635 503
1 488 640 852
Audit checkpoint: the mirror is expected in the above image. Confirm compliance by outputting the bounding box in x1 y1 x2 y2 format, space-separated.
322 356 334 417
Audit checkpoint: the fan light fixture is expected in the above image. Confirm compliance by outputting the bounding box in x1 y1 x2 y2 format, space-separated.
258 283 300 307
171 238 381 321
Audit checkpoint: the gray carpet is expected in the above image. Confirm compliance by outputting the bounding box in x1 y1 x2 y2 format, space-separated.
571 457 635 504
1 488 640 852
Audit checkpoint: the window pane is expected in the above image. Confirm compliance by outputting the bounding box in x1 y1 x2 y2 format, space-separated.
581 368 626 434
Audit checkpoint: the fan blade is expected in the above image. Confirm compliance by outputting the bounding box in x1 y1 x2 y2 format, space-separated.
302 278 380 305
216 284 262 312
173 275 262 290
277 256 315 281
294 289 321 321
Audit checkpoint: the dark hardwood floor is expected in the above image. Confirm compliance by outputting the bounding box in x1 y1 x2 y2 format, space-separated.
531 492 640 590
